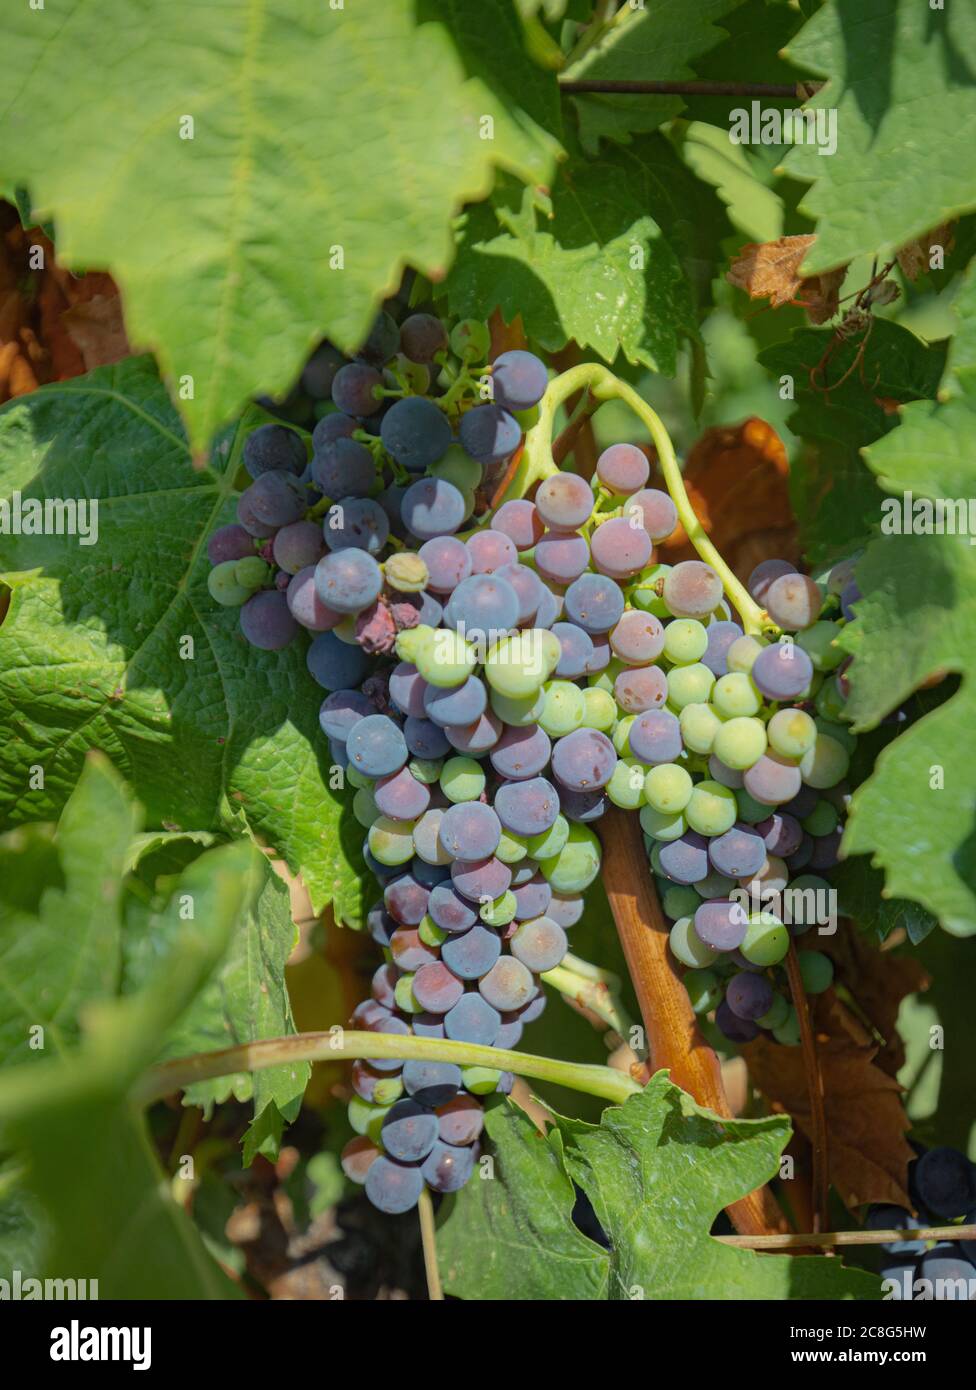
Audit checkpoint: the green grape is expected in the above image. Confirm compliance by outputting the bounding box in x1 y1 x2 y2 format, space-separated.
734 788 771 824
345 767 372 790
679 701 722 755
394 973 423 1014
449 318 491 361
348 1097 393 1141
490 687 546 727
726 634 767 674
234 555 271 589
712 716 767 771
367 816 416 865
582 686 617 732
418 915 449 948
663 618 708 664
408 757 443 785
480 891 517 927
669 916 719 968
800 733 849 789
208 560 252 607
712 672 761 718
756 993 790 1030
461 1066 505 1094
639 805 687 841
662 884 701 920
395 623 436 664
630 563 671 618
353 786 379 829
540 680 586 737
540 823 601 892
814 673 847 722
588 657 625 696
612 714 636 756
684 967 723 1014
440 755 485 803
384 551 429 593
460 488 477 523
607 757 650 810
802 800 838 836
527 816 569 862
773 1005 802 1046
429 442 483 494
796 620 844 671
485 630 556 698
333 616 359 644
496 829 530 864
767 707 817 760
814 716 857 754
685 779 737 835
512 404 541 430
644 762 693 814
797 950 834 994
741 911 789 966
667 662 715 710
373 1076 405 1106
416 628 476 687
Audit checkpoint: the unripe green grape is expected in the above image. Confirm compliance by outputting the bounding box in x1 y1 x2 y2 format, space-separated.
644 762 693 814
490 687 546 727
679 701 722 755
334 615 359 643
418 915 449 948
734 788 770 824
814 716 856 754
669 916 719 968
612 714 635 756
416 628 476 687
450 318 491 361
800 733 849 789
712 716 767 771
346 767 372 790
540 680 586 737
767 707 817 760
408 757 443 785
796 619 844 671
630 564 672 618
582 686 617 732
726 634 768 674
667 662 715 710
429 443 483 494
384 551 429 593
395 623 436 664
756 993 790 1030
540 823 601 892
367 816 416 865
684 967 723 1014
527 815 569 861
663 618 708 664
773 1005 802 1046
685 779 738 835
588 658 625 696
460 488 477 523
639 805 687 841
797 950 833 994
607 757 650 810
750 854 788 895
348 1097 393 1141
353 786 379 829
814 673 847 722
741 911 789 966
802 799 838 836
372 1076 404 1106
440 755 485 803
496 829 530 863
480 891 517 927
662 883 701 920
208 560 252 606
512 404 541 430
461 1066 505 1094
234 555 271 589
394 973 423 1014
712 671 762 718
485 630 553 698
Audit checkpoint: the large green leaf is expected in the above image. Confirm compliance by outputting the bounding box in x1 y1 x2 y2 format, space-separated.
838 396 976 936
0 357 367 921
0 1 558 449
438 1074 882 1300
448 137 702 376
565 0 744 153
783 0 976 274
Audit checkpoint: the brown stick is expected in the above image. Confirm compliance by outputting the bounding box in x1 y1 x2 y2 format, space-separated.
719 1223 976 1251
601 807 783 1236
784 941 830 1234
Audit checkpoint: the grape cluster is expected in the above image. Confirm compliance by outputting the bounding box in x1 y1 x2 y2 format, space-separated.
206 303 864 1216
869 1144 976 1299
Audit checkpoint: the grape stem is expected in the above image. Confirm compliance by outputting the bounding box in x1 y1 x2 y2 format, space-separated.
510 362 767 635
417 1188 444 1301
133 1029 643 1107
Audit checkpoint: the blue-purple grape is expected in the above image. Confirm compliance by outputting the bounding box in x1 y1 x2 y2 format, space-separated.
319 689 375 742
551 729 617 791
208 523 256 565
380 396 452 472
511 874 552 921
441 925 502 980
428 882 479 933
402 477 466 540
421 1140 477 1194
419 536 472 593
310 437 375 498
287 567 341 631
346 714 408 777
272 520 326 574
375 767 430 820
490 723 552 780
402 1060 461 1107
364 1155 424 1213
751 642 814 700
323 497 390 555
564 572 625 634
399 313 448 364
494 777 561 836
444 992 502 1045
490 350 548 411
314 549 382 612
726 971 774 1021
243 423 306 479
424 676 486 728
380 1099 439 1161
450 856 512 903
332 362 382 416
510 915 566 972
438 801 502 860
240 591 299 649
629 709 682 764
459 403 521 465
596 443 649 495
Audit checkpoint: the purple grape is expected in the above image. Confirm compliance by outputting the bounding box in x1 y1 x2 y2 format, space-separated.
490 350 548 411
512 874 553 921
323 497 390 555
402 477 466 540
479 956 535 1011
715 999 760 1043
663 561 723 619
564 572 625 634
809 830 843 870
510 915 567 972
332 362 382 416
389 662 428 718
381 1099 439 1161
585 633 611 674
243 423 306 478
490 724 552 780
287 566 342 631
467 529 517 574
444 992 502 1046
726 972 774 1021
403 716 451 760
551 622 594 679
312 412 357 451
551 729 617 791
494 1013 524 1049
708 755 744 790
444 574 520 641
364 1156 424 1213
208 523 255 565
693 898 747 950
659 831 710 885
591 517 652 579
534 583 563 629
629 709 682 764
743 754 803 806
314 549 383 612
424 676 486 728
787 834 815 875
765 573 823 631
419 536 472 593
402 1060 461 1107
840 581 861 621
360 310 400 366
757 812 803 858
240 591 299 650
547 892 584 928
272 520 326 574
444 709 502 754
384 870 430 925
625 488 678 541
438 801 502 860
558 787 607 822
400 313 448 364
517 990 547 1024
494 777 561 835
366 904 397 948
237 489 276 538
459 403 521 465
319 689 375 742
702 619 743 677
412 961 465 1013
781 784 819 819
535 473 593 531
371 962 398 1009
610 611 665 665
428 883 479 933
747 558 797 603
751 642 814 700
389 926 439 972
708 824 766 879
596 443 650 495
412 1012 447 1040
535 532 590 585
380 396 453 472
310 437 375 498
243 470 307 528
436 1094 484 1145
492 499 544 551
346 714 408 777
411 857 450 889
450 857 512 903
441 925 502 980
421 1140 477 1193
375 767 431 820
495 562 545 625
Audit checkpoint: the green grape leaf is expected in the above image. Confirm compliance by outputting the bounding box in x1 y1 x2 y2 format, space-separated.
565 0 744 153
757 320 947 564
0 2 558 450
438 1074 882 1300
782 0 976 275
0 358 369 922
448 138 700 376
675 122 784 245
944 259 976 401
833 856 938 948
838 396 976 936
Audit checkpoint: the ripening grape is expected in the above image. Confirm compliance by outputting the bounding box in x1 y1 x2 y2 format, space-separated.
663 561 723 619
596 443 650 495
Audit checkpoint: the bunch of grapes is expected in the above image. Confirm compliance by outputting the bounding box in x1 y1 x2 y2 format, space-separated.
205 303 864 1215
868 1145 976 1299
